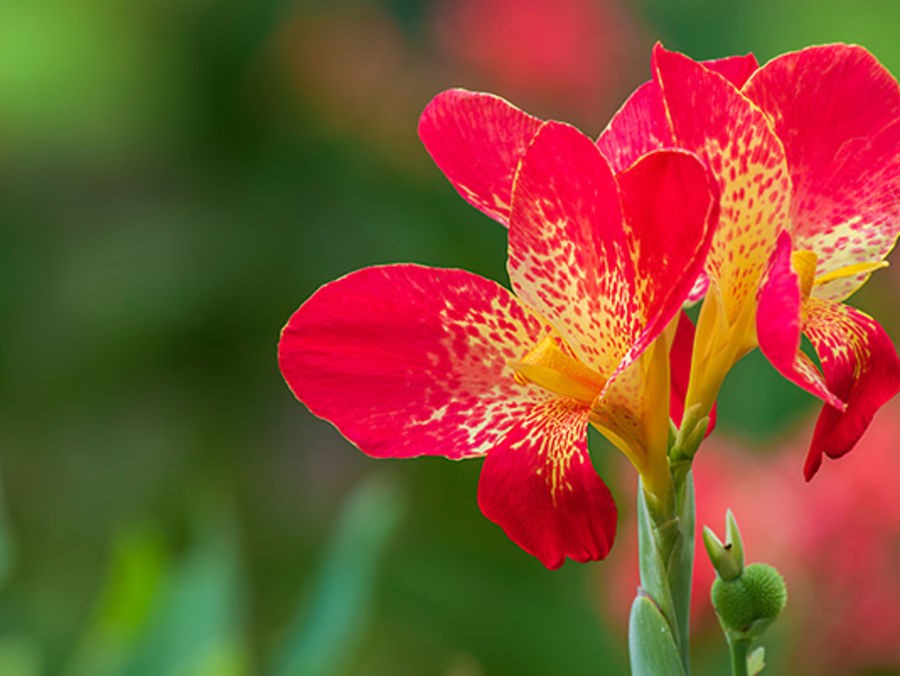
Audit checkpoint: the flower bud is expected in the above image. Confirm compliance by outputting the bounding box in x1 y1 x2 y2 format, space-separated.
711 562 787 634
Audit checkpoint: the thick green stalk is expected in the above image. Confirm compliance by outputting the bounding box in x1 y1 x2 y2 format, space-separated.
631 470 696 675
728 638 750 676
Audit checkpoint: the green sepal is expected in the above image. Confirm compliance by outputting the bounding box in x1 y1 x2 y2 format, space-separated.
628 594 686 676
703 509 744 581
748 646 766 675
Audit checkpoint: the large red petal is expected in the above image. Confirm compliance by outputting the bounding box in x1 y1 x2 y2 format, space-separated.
596 51 759 174
757 232 842 408
802 299 900 479
477 398 616 569
418 89 544 226
508 121 629 375
653 44 791 319
744 45 900 301
279 264 553 460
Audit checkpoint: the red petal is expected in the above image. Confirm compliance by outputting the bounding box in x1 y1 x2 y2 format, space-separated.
669 312 717 435
477 398 616 569
279 264 553 460
706 52 759 88
596 80 674 174
744 45 900 301
803 299 900 479
757 232 842 408
508 121 629 375
418 89 544 226
652 44 791 316
596 50 759 174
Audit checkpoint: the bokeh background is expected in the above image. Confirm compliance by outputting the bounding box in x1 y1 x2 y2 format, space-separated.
2 1 900 674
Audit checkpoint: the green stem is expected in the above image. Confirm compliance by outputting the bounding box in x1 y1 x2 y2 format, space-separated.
728 638 750 676
670 473 695 671
633 470 696 675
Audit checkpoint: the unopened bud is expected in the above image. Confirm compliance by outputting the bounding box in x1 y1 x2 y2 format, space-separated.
711 562 787 635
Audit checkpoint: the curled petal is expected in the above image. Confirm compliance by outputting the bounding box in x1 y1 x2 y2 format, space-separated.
279 264 553 460
477 398 616 569
653 43 791 319
744 44 900 301
418 89 544 225
803 299 900 479
757 232 843 408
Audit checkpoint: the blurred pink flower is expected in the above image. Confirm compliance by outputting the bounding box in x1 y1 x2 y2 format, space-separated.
430 0 638 126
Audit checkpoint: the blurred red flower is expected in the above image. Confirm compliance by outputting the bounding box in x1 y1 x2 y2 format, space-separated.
430 0 638 125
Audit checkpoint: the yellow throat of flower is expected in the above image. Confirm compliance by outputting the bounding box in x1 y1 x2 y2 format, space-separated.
508 335 605 405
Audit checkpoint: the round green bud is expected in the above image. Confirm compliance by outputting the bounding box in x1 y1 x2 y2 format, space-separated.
711 563 787 633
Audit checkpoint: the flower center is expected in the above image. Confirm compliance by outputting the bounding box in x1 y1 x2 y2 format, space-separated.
508 335 605 404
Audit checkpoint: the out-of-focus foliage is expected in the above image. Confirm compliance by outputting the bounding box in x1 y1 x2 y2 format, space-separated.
0 0 898 674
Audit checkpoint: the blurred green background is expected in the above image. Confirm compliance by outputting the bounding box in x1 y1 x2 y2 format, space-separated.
2 0 899 674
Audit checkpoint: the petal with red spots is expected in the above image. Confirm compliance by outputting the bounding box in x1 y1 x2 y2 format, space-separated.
477 397 616 569
508 121 631 376
418 89 544 226
802 298 900 479
653 44 791 319
744 44 900 301
278 264 553 460
757 232 842 408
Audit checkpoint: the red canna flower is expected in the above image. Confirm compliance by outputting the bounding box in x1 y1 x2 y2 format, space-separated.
279 120 717 568
599 43 900 475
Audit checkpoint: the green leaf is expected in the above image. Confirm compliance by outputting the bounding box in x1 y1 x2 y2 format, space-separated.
114 505 247 676
628 595 685 676
272 476 405 676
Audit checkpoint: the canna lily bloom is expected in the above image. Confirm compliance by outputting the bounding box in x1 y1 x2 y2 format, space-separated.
599 43 900 475
279 121 718 568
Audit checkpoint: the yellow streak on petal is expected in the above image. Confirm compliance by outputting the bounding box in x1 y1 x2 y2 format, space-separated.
814 260 888 287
